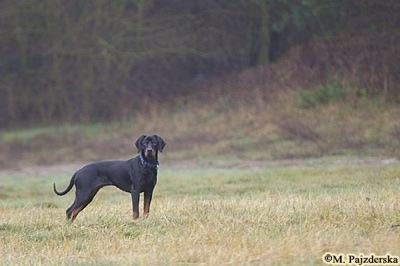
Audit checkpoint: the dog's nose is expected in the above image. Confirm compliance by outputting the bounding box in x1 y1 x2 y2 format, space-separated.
146 145 153 152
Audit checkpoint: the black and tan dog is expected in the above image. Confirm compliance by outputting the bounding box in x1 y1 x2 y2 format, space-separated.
53 135 165 221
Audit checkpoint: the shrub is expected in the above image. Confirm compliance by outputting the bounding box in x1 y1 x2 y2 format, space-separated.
296 81 348 108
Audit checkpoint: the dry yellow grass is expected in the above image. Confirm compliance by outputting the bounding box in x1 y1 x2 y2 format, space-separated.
1 161 400 265
1 88 400 169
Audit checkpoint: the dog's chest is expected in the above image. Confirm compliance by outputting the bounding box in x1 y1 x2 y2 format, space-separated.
140 168 157 186
131 163 157 189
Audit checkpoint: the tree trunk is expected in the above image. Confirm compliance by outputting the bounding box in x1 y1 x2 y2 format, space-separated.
249 1 270 66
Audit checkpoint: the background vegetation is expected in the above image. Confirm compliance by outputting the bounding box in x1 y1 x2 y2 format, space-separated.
1 0 399 128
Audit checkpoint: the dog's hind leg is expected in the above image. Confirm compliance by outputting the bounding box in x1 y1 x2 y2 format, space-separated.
68 185 104 221
66 201 76 220
71 206 84 222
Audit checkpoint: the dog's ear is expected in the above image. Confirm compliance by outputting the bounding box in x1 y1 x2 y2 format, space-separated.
135 135 146 153
154 135 166 152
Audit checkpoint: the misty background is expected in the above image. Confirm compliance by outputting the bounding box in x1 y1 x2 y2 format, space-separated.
1 0 399 129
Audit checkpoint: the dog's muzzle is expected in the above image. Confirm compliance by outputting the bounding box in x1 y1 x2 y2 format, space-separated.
144 143 154 157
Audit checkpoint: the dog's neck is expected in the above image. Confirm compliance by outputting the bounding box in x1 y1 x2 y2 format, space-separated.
140 154 159 169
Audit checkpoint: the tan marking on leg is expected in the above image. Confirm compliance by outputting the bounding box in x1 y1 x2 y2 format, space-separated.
144 201 150 218
71 207 82 222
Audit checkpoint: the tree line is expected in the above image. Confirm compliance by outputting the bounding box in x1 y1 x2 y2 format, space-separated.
0 0 399 128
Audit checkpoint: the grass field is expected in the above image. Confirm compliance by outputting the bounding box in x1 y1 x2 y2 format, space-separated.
1 159 400 265
0 89 399 265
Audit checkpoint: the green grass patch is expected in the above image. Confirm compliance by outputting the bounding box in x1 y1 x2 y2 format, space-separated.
1 161 400 265
296 79 350 109
0 123 119 144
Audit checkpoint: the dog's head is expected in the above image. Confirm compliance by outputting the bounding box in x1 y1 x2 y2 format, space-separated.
135 135 166 161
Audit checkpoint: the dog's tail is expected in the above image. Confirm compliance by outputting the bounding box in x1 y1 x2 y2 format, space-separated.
53 173 76 196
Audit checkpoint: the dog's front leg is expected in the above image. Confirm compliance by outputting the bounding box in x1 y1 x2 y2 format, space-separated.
131 189 140 220
143 190 153 217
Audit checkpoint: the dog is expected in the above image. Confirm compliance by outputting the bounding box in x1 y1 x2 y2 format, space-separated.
53 134 166 221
